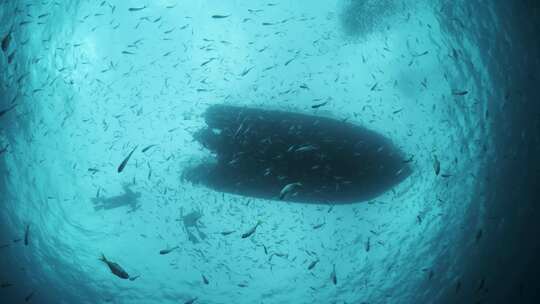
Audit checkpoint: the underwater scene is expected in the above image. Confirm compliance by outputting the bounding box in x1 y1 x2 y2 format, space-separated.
1 1 539 303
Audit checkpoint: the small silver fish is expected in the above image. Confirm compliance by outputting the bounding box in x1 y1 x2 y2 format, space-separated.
307 259 319 270
330 264 337 285
128 6 146 12
294 144 318 153
279 182 302 200
118 145 138 173
24 224 30 246
159 246 179 255
433 155 440 176
241 221 262 239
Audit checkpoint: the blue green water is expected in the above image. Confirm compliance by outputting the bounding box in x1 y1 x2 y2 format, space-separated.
1 1 539 304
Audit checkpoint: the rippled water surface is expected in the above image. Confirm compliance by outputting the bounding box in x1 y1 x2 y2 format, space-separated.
1 1 539 304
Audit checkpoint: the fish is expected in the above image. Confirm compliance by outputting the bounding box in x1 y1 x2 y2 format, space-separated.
413 51 429 57
330 264 337 285
240 66 254 77
220 230 235 236
475 229 483 243
212 14 230 19
202 274 209 284
7 51 15 64
128 6 146 12
0 282 13 288
270 252 288 260
312 223 325 229
233 118 247 138
421 78 428 88
88 168 99 174
307 259 319 270
117 145 138 173
311 101 328 109
25 291 35 302
1 29 11 52
99 254 130 279
141 144 156 153
295 144 318 153
279 182 302 200
433 155 440 176
24 224 30 246
477 277 485 292
241 220 262 239
284 57 295 66
200 58 216 67
452 90 468 96
403 155 414 163
0 104 17 118
0 145 8 155
184 298 198 304
164 28 175 34
365 237 370 252
159 246 179 255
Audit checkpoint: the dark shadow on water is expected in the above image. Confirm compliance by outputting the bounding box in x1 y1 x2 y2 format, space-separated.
91 184 141 212
184 105 412 204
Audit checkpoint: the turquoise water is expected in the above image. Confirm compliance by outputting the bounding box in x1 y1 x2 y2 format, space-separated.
1 1 539 304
